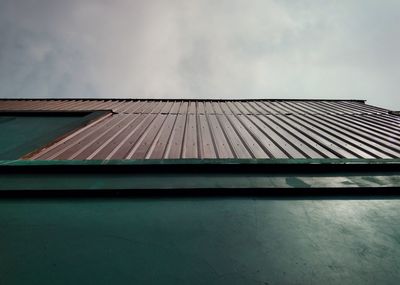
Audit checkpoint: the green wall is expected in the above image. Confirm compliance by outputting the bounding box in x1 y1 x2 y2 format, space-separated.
1 197 400 284
0 114 93 159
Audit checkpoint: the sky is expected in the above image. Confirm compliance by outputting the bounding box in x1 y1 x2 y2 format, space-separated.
0 0 399 109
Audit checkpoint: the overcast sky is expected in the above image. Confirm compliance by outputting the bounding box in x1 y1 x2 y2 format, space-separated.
0 0 399 109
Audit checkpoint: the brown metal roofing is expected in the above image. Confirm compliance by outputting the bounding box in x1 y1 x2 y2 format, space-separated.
1 99 399 160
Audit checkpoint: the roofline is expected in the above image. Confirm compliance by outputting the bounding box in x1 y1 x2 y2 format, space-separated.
2 158 400 167
0 98 367 103
1 158 400 193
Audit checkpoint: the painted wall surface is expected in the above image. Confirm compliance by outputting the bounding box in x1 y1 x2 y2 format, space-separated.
0 114 87 159
1 197 400 284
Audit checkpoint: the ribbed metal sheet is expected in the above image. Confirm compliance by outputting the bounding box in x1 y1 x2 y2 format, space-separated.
1 99 399 160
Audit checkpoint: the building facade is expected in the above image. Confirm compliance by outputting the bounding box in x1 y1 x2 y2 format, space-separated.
1 99 400 284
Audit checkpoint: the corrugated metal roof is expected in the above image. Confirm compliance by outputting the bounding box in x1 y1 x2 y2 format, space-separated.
1 99 399 160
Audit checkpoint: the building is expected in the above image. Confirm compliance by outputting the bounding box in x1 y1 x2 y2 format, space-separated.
1 99 400 284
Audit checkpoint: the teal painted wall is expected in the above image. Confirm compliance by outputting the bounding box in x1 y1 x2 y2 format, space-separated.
1 197 400 284
0 114 88 159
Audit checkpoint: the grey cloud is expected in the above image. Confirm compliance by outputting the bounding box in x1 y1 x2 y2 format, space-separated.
0 0 399 109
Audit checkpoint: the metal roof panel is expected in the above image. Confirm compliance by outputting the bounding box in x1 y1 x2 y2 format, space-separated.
1 99 398 160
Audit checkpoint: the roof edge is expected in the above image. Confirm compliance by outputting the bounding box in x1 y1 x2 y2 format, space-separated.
2 158 400 167
0 98 367 103
1 158 400 192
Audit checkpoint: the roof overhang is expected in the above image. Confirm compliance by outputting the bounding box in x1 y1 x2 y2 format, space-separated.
0 98 368 103
1 159 399 196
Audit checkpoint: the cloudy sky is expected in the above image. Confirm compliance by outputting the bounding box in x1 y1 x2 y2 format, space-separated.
0 0 399 109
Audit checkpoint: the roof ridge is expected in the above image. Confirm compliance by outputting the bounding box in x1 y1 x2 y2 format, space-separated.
0 98 367 103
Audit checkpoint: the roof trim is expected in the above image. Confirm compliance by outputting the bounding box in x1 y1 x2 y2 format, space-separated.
1 159 400 193
0 98 367 103
2 158 400 167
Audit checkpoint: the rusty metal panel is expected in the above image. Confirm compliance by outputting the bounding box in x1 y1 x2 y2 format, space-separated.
211 102 224 115
197 102 206 115
226 114 269 158
203 102 214 114
129 114 168 159
165 114 186 158
292 114 376 158
29 113 117 160
182 114 198 158
148 114 177 159
178 101 189 114
217 114 251 158
169 101 181 114
197 114 217 158
237 115 287 158
253 115 306 158
1 99 399 160
276 115 356 159
73 115 139 160
188 101 197 115
112 114 157 159
206 114 234 158
90 115 143 160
